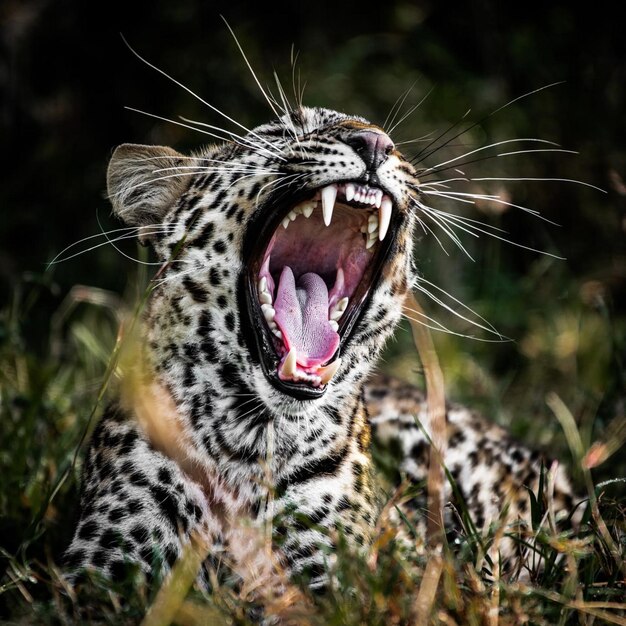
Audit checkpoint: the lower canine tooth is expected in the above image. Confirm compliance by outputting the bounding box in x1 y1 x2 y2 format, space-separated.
319 358 341 385
281 348 297 377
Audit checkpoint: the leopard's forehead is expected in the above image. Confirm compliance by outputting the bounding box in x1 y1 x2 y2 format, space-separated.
251 106 370 137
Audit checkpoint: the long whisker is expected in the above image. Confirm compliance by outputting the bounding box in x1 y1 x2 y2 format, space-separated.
420 188 560 226
411 81 566 166
402 312 507 342
383 82 417 133
95 212 174 267
411 200 474 259
179 115 286 160
470 176 606 193
419 138 561 176
412 278 506 339
387 87 434 137
47 226 178 266
412 198 566 259
221 18 283 121
121 35 283 158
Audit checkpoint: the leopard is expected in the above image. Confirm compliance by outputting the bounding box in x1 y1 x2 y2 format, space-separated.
64 105 580 594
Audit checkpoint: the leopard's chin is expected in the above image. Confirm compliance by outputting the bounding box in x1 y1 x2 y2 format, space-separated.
242 181 398 400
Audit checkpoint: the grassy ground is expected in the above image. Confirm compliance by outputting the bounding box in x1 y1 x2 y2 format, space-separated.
0 248 624 624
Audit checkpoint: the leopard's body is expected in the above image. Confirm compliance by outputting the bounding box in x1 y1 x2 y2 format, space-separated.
65 106 578 590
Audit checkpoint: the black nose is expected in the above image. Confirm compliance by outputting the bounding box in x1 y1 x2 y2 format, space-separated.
345 129 394 171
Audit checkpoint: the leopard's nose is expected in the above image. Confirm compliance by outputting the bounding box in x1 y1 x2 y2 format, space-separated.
345 129 394 171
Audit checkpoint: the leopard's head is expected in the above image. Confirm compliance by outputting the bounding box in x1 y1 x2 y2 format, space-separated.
107 106 419 415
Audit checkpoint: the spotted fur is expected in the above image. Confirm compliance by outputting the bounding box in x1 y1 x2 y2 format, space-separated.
66 106 579 591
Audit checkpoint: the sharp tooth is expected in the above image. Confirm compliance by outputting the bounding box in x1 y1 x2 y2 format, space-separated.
261 303 275 322
289 210 298 221
345 183 355 202
328 320 339 331
273 329 283 340
260 291 273 305
302 203 314 218
367 212 379 234
281 348 297 377
379 196 392 241
318 358 341 385
329 310 342 321
282 217 290 229
366 234 377 250
259 276 267 294
321 185 337 226
336 297 349 312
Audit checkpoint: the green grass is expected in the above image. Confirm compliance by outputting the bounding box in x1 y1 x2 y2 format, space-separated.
0 261 624 624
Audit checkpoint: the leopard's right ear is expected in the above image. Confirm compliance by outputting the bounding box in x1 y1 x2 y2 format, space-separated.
107 144 190 239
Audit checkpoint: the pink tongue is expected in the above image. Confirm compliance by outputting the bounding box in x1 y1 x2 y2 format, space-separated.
273 266 340 368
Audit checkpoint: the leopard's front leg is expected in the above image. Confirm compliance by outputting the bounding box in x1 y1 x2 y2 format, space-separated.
270 443 378 588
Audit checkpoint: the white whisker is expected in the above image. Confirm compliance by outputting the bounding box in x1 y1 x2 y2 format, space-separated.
122 35 283 159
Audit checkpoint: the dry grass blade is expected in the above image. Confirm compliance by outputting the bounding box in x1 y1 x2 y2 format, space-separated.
412 553 443 624
404 291 448 623
523 585 626 626
404 290 447 547
141 531 212 626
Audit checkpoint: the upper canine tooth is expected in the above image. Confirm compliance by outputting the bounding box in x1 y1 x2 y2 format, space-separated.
318 358 341 385
345 183 355 202
379 196 392 241
321 185 337 226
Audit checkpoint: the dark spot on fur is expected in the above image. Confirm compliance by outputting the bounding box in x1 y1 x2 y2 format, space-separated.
224 312 235 332
78 519 99 542
182 277 208 303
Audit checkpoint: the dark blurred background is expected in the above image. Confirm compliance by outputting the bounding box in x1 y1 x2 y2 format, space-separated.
1 0 624 435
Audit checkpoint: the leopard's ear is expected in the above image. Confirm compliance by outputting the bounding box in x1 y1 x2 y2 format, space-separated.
107 144 189 240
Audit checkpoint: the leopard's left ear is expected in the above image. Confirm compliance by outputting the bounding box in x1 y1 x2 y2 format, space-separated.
107 144 190 241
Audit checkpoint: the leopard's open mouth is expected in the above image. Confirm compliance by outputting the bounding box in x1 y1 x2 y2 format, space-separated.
242 182 398 399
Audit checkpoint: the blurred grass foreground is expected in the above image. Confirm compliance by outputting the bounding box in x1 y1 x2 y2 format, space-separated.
1 0 625 623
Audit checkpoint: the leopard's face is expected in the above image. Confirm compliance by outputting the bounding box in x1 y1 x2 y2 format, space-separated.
108 106 419 418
